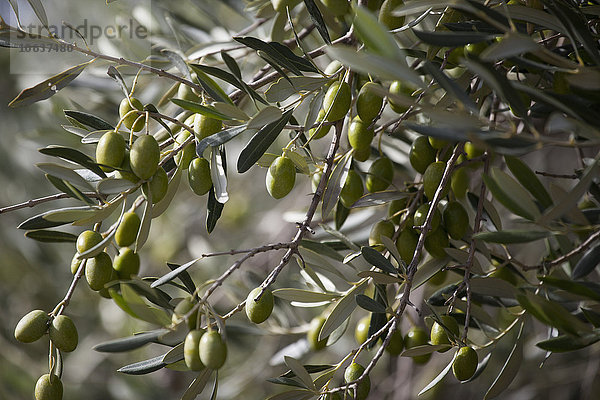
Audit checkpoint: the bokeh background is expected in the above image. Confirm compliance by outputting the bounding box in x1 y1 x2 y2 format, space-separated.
1 1 599 399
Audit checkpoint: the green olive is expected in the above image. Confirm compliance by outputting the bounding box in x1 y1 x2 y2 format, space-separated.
428 269 448 286
413 202 441 231
177 84 199 102
188 157 213 196
114 150 140 183
379 0 405 30
446 46 464 66
344 363 371 400
113 248 140 279
385 329 404 356
340 169 364 208
367 0 383 11
404 326 431 364
464 41 488 58
409 136 436 174
171 297 198 329
323 81 351 122
452 346 478 381
311 171 323 193
464 142 484 160
14 310 49 343
142 167 168 203
308 109 331 140
115 212 141 247
307 316 328 351
423 161 448 200
34 374 63 400
356 82 383 123
184 329 206 371
96 131 126 171
388 198 407 225
174 131 196 169
49 315 78 352
119 97 145 132
194 113 222 141
424 227 449 259
199 331 228 370
396 228 418 264
85 252 113 291
355 315 370 345
348 116 375 153
130 135 160 180
429 137 448 150
366 157 394 192
70 254 81 275
322 0 350 16
271 0 302 12
388 80 413 114
266 156 296 199
245 287 274 324
430 315 459 351
451 167 469 198
76 230 103 254
353 145 372 162
443 201 469 240
369 220 395 250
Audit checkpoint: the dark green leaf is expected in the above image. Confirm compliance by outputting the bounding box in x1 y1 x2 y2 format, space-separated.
540 276 600 302
504 155 552 208
117 355 166 375
322 151 352 219
355 294 387 313
18 206 97 230
417 351 456 396
221 50 242 79
237 109 294 173
572 245 600 280
144 103 172 136
24 229 77 243
581 309 600 328
196 126 247 156
484 322 523 399
354 5 401 59
474 230 551 244
280 364 334 379
188 66 233 105
483 168 540 220
170 99 231 120
517 291 591 335
536 331 600 353
45 175 95 205
422 60 478 113
412 30 495 46
166 262 196 295
360 246 397 274
300 240 345 262
151 258 201 288
93 330 170 353
161 49 192 81
106 65 129 98
234 36 317 75
303 0 330 44
207 187 224 234
9 61 90 107
335 200 350 230
39 146 106 178
64 110 114 131
351 191 408 208
19 214 70 230
190 63 247 92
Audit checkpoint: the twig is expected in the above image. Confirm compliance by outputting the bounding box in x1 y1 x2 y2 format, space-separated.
535 170 578 179
0 192 104 215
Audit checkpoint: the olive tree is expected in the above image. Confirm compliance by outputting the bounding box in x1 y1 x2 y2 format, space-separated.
3 0 600 399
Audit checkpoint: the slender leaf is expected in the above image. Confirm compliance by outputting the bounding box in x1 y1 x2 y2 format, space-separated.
196 125 248 156
188 66 233 105
536 331 600 353
484 323 524 399
319 280 368 340
355 294 387 313
151 258 201 288
93 330 170 353
351 191 408 208
354 5 402 59
206 187 224 234
417 351 457 396
284 356 316 391
181 369 213 400
63 110 114 130
422 60 478 113
483 168 539 220
322 151 352 219
412 30 495 46
117 355 166 375
210 148 228 204
170 99 231 120
473 230 551 244
25 0 48 28
360 246 397 275
303 0 330 44
273 289 339 302
24 229 77 243
39 146 106 178
265 76 329 103
572 245 600 280
135 197 152 252
540 276 600 302
504 155 552 209
161 49 192 81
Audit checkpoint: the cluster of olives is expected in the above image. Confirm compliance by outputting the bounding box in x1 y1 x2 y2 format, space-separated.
183 328 228 371
15 310 78 399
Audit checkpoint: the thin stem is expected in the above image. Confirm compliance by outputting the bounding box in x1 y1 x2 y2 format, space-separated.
0 192 104 215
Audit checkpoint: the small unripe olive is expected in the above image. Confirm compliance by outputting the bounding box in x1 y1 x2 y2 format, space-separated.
367 0 383 11
451 167 469 198
49 315 78 352
447 46 464 66
113 248 140 279
385 330 404 355
404 326 431 364
114 150 140 183
194 113 222 141
322 0 350 16
15 310 49 343
307 316 328 351
340 169 364 208
430 315 459 351
271 0 301 12
348 116 374 153
396 228 418 264
172 297 198 329
323 81 351 122
308 110 331 140
369 220 395 249
184 329 206 371
429 137 448 150
366 157 394 192
424 228 449 259
409 136 436 174
199 331 227 370
115 212 141 247
423 161 448 200
355 315 370 345
188 158 212 196
413 202 441 231
464 141 484 160
99 269 118 299
464 42 488 58
356 82 383 123
452 346 478 381
76 230 103 254
388 198 407 225
388 80 413 114
70 254 82 275
353 145 371 162
311 171 323 193
245 287 274 324
96 131 126 171
174 131 196 169
35 374 63 400
344 362 370 400
379 0 405 29
130 135 160 180
266 156 296 199
177 84 199 102
429 269 448 286
443 201 469 240
119 97 145 132
142 167 168 203
86 252 113 291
